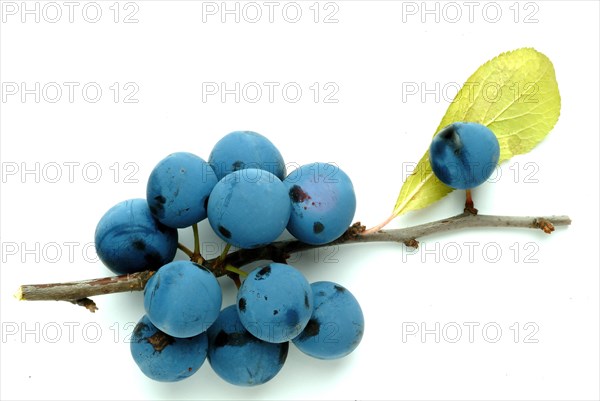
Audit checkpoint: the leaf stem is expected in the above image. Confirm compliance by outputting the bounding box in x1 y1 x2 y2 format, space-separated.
362 213 396 235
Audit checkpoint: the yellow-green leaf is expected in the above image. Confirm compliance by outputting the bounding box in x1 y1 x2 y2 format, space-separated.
393 47 561 217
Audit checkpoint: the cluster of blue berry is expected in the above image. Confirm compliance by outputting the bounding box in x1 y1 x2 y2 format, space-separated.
93 131 364 385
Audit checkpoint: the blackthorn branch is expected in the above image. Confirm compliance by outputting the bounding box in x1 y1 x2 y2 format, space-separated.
16 212 571 312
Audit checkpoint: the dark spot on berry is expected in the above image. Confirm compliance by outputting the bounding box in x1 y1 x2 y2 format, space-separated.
438 124 464 156
155 222 169 233
214 330 229 348
300 318 320 339
286 309 299 327
264 295 268 301
238 297 246 312
289 185 311 203
273 310 279 315
232 160 245 171
144 251 162 269
317 290 326 296
231 332 256 346
439 125 457 141
147 331 175 353
132 239 146 250
218 225 231 239
313 222 325 234
133 322 149 340
154 195 166 205
215 329 255 347
304 292 310 308
334 284 346 293
255 265 271 280
278 342 289 365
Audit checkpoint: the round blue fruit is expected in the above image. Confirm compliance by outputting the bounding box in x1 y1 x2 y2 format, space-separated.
147 152 218 228
429 122 500 190
207 305 289 386
208 131 286 181
207 169 291 249
130 315 208 382
94 198 178 275
284 162 356 245
293 281 364 360
144 260 222 338
237 263 313 343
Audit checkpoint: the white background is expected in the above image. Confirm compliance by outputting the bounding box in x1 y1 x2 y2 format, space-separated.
1 1 599 400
